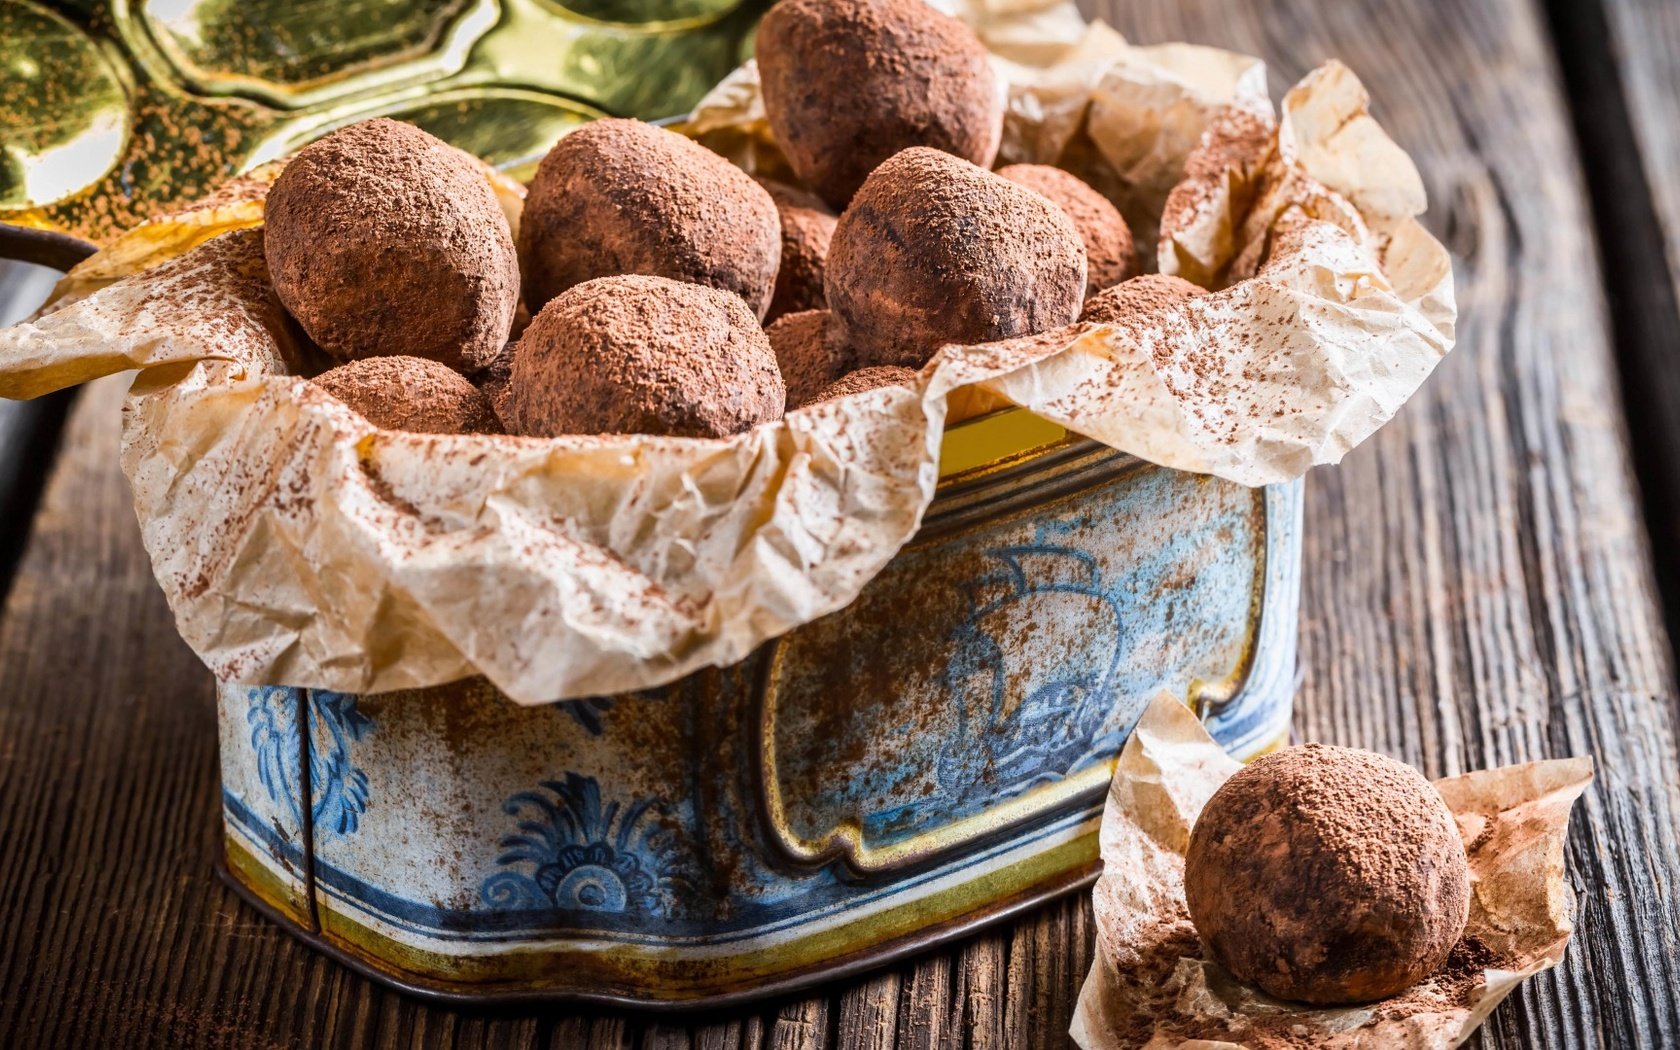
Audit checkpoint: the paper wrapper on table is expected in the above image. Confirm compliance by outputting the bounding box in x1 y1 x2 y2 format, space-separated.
1069 696 1593 1050
0 3 1454 703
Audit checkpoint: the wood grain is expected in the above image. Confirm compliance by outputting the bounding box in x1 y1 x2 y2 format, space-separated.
2 0 1679 1046
1545 0 1680 657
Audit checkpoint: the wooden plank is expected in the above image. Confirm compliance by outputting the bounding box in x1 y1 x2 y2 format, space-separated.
1098 1 1680 1046
1 0 1678 1047
1544 0 1680 662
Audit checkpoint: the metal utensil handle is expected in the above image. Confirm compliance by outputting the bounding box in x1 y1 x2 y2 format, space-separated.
0 223 98 274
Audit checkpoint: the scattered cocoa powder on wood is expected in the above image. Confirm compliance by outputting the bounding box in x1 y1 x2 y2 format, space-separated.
756 0 1002 208
517 119 782 319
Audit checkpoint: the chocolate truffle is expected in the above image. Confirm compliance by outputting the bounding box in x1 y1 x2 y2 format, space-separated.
312 355 498 435
809 366 918 405
504 275 785 439
757 0 1002 207
1081 273 1203 325
265 118 519 372
1184 744 1471 1005
826 147 1087 369
472 338 519 428
518 119 781 319
766 309 854 409
758 178 837 322
998 164 1135 297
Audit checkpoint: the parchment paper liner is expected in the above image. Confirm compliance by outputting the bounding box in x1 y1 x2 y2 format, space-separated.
1071 696 1592 1050
0 2 1454 703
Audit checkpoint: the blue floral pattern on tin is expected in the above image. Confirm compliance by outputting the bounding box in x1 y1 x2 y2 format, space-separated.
554 697 614 736
480 773 689 916
935 542 1126 800
246 687 372 837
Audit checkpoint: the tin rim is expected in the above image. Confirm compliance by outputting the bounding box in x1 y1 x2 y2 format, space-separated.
214 852 1099 1012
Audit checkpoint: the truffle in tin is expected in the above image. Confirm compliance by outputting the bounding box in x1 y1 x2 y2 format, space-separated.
758 178 837 323
311 355 499 435
1081 273 1204 325
518 119 782 319
503 275 785 439
766 308 854 409
998 164 1135 298
264 118 520 373
756 0 1003 208
826 147 1087 370
809 366 918 405
1184 743 1472 1005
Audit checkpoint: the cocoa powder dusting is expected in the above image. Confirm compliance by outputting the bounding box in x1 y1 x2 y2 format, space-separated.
758 177 838 322
311 355 499 435
826 147 1087 370
518 119 782 319
756 0 1001 207
263 118 519 372
504 274 785 439
765 308 855 408
1119 935 1503 1049
1081 273 1204 325
809 365 918 404
1184 744 1472 1006
998 164 1135 297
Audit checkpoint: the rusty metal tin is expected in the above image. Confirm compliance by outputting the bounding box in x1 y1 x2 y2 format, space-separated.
215 415 1301 1008
3 0 1302 1009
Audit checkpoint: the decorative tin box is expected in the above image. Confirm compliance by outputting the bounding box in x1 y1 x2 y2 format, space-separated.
3 0 1303 1010
215 417 1302 1008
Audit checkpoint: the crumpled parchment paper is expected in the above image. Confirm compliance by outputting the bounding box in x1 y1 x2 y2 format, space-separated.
0 1 1454 702
1071 695 1593 1050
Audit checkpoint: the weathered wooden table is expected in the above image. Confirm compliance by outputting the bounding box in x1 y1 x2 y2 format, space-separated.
4 0 1680 1046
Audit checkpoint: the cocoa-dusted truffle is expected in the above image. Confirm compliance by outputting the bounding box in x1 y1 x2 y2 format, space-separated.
1184 744 1471 1005
312 355 498 435
809 366 918 405
504 275 785 439
758 178 837 322
472 338 519 428
998 164 1134 298
518 119 781 319
1081 273 1203 325
827 148 1086 369
265 118 519 372
757 0 1002 207
766 309 854 408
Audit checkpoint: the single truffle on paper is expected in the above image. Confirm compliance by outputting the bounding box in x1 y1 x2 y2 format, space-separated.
1081 273 1204 325
1184 744 1472 1005
809 366 918 405
503 275 785 439
264 118 519 373
311 355 499 435
827 148 1087 369
766 308 854 409
998 164 1135 298
519 119 782 319
758 178 837 322
756 0 1002 208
